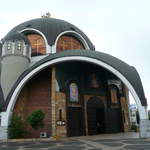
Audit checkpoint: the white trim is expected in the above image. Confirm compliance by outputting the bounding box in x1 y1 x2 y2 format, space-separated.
54 31 90 53
12 43 15 54
30 54 48 66
51 45 56 54
2 56 148 127
23 42 26 56
2 43 6 56
20 28 50 54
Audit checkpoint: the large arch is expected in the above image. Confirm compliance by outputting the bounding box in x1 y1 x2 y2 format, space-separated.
1 58 147 125
0 50 148 139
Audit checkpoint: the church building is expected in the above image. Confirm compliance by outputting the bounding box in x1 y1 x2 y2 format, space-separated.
0 17 149 139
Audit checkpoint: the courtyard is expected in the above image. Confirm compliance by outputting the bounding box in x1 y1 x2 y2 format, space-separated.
1 132 150 150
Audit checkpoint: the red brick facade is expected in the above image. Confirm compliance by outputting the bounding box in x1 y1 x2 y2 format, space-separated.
13 68 51 138
12 34 130 138
57 35 85 52
27 34 46 56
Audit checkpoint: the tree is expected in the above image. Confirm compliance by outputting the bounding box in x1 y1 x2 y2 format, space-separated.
8 115 27 139
27 109 45 130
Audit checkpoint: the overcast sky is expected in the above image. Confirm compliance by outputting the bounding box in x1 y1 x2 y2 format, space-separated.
0 0 149 108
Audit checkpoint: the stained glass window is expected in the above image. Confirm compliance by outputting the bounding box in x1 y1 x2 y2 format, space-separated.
57 35 85 52
89 73 99 88
27 34 46 56
69 83 79 102
111 86 118 104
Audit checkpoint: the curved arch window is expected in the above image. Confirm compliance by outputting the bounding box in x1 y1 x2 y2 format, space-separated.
69 83 79 102
26 34 46 56
57 35 85 52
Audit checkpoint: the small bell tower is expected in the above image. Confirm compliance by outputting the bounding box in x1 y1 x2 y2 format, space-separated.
0 33 31 99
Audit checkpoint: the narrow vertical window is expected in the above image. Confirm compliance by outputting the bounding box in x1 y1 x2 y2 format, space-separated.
110 86 118 104
59 109 62 120
69 83 79 102
15 40 23 51
7 42 12 50
89 73 99 88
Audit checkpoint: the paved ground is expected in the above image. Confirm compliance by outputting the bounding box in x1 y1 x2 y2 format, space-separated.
0 132 150 150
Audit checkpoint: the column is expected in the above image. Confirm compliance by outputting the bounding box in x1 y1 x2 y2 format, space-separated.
51 67 56 136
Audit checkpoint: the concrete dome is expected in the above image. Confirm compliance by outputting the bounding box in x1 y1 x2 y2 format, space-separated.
3 18 95 50
3 32 30 44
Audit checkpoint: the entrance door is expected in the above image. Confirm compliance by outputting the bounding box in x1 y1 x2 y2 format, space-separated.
67 107 84 137
105 108 123 133
87 97 105 135
96 108 105 133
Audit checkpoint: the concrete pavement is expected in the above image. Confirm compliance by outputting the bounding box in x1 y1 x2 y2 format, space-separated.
0 132 150 150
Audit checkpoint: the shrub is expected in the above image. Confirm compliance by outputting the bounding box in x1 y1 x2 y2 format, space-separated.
27 109 45 130
131 124 137 131
8 115 27 139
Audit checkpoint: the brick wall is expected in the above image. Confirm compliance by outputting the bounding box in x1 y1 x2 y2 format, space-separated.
55 92 67 137
120 86 131 132
13 65 130 138
57 35 85 52
27 34 46 55
13 68 51 138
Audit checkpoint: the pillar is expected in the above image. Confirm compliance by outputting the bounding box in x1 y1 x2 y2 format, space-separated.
51 67 57 136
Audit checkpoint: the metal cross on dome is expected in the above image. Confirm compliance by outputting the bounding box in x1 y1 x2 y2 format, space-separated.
33 39 42 54
41 12 51 18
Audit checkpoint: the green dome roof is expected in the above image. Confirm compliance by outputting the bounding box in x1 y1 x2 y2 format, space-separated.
3 18 95 49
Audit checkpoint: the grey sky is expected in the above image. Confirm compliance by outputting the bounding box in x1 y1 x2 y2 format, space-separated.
0 0 149 108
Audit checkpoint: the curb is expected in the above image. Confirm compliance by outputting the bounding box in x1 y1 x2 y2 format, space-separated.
0 137 57 143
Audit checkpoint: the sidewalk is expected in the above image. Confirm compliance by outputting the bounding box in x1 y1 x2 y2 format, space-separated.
1 132 150 150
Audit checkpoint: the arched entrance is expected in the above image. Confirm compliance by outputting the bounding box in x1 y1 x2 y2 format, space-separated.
106 84 124 133
87 97 105 135
1 52 148 139
12 67 52 138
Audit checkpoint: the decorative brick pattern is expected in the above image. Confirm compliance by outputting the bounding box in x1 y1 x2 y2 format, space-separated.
57 35 85 52
12 66 130 138
51 67 67 137
55 92 67 137
27 34 46 55
13 68 51 138
120 97 130 132
13 86 28 119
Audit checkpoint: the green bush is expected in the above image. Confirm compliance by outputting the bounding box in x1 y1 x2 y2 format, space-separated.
131 124 137 131
8 115 27 139
27 109 45 130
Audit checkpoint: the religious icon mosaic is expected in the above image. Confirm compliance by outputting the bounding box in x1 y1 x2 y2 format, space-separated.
89 73 99 88
69 83 79 102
